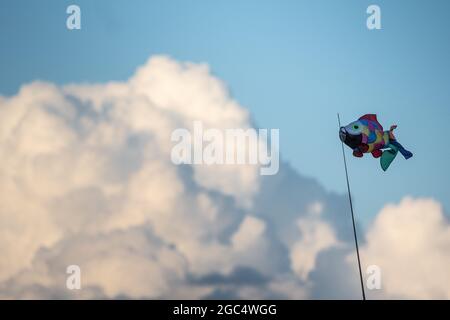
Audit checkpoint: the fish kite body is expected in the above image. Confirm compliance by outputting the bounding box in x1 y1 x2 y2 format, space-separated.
339 114 413 171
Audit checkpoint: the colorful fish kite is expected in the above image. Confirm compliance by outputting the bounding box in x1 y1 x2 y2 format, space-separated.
339 114 413 171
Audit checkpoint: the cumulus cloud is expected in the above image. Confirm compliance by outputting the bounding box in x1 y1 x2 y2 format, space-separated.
290 203 341 281
360 197 450 299
0 56 448 299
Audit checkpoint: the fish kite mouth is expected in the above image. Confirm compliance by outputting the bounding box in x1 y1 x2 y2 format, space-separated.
339 127 347 142
339 127 362 149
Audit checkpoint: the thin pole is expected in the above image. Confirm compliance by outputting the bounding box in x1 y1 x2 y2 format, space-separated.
337 113 366 300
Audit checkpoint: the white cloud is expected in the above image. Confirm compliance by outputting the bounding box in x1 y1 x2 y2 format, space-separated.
291 210 341 281
0 56 309 298
0 56 448 299
360 197 450 299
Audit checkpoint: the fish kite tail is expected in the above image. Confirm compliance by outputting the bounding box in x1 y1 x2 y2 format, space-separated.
390 140 413 159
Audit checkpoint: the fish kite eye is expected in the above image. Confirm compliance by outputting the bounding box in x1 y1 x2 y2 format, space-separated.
353 125 359 129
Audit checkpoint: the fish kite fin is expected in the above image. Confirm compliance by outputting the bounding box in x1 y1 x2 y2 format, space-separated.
353 149 363 157
371 149 382 158
359 114 384 131
380 148 398 171
389 125 397 140
359 144 369 153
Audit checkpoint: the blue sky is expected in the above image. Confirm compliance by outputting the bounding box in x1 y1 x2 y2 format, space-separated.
1 0 449 226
